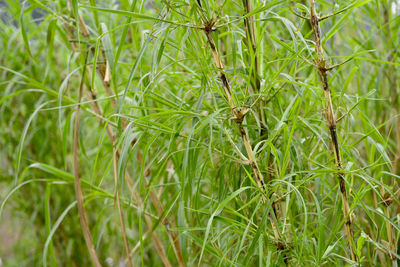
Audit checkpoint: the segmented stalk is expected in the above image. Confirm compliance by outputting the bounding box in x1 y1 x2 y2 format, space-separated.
308 0 357 262
200 16 288 262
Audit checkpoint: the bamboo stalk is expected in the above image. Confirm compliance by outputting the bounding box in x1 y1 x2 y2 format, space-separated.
199 16 288 262
307 0 357 262
125 232 149 262
65 14 130 264
72 48 102 267
83 86 173 266
97 46 186 267
203 22 265 195
113 148 133 267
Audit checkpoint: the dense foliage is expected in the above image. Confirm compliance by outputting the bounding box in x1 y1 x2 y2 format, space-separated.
1 0 400 266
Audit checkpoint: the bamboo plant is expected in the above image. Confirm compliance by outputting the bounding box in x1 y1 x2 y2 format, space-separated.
307 0 356 262
1 0 399 266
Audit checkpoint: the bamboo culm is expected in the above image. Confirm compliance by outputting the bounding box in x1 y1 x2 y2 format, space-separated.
308 0 357 262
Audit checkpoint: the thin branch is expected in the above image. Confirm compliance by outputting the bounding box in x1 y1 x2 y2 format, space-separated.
319 7 350 22
291 10 310 20
326 56 355 71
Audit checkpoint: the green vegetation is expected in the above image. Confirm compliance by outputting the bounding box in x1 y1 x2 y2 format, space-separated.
1 0 399 266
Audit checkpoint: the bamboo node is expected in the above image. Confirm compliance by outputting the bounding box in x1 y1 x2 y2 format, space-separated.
203 18 217 34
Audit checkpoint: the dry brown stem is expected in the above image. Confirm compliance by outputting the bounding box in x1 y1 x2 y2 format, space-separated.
66 4 184 266
72 49 102 267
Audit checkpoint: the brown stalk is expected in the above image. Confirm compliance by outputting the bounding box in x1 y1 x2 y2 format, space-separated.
83 59 177 267
125 162 179 264
149 191 185 266
200 16 288 262
203 22 265 195
113 148 133 267
66 5 185 266
79 50 171 267
95 27 185 267
131 190 172 267
81 50 176 267
65 15 131 264
72 48 102 267
126 232 149 262
98 46 186 267
308 0 357 262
